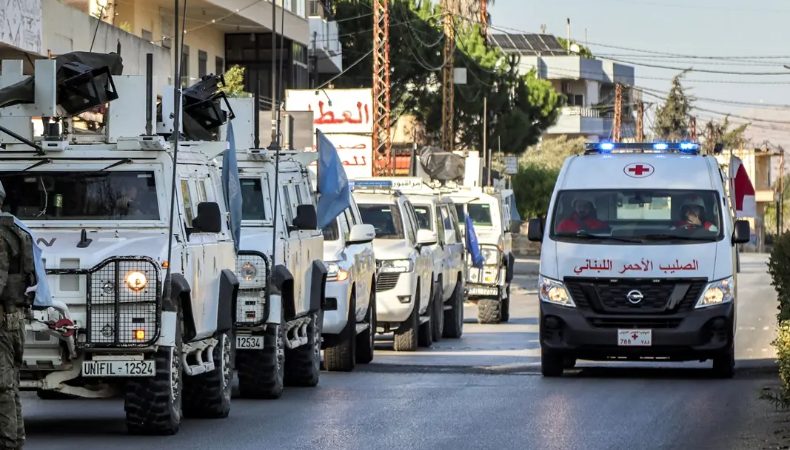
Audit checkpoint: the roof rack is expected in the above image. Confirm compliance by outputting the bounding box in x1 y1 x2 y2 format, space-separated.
584 142 701 155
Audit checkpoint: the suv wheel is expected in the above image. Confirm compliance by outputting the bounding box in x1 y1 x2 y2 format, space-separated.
355 284 376 364
394 288 419 352
325 292 356 372
442 279 464 339
431 283 444 342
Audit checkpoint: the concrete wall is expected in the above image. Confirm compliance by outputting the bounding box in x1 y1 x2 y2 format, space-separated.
41 0 172 94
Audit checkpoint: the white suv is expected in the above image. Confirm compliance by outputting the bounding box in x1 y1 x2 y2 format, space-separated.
321 195 377 371
352 182 436 351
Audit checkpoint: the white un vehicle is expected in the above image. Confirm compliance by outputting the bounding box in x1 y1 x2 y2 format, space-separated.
352 179 436 351
219 98 326 397
527 142 750 378
2 55 240 435
321 194 377 372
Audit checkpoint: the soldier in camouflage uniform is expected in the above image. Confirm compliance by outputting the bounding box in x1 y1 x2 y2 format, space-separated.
0 183 37 450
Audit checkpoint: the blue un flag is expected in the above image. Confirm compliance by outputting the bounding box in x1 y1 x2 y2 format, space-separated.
316 129 350 229
221 120 242 253
465 213 485 269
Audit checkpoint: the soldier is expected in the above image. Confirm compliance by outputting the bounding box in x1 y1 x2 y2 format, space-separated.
0 182 37 450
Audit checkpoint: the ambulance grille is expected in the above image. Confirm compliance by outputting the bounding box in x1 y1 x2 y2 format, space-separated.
564 277 707 314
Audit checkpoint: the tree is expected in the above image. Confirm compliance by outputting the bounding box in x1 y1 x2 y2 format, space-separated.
218 65 247 98
512 164 560 219
653 72 693 141
556 37 594 59
521 135 586 170
702 115 750 153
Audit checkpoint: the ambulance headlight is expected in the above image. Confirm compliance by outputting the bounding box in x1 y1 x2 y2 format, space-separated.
538 275 575 308
125 271 148 292
696 276 734 308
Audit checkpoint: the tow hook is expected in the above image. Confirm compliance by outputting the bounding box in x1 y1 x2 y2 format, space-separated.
47 318 78 337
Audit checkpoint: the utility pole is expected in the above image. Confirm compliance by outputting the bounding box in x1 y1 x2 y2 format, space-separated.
689 116 697 141
612 83 622 143
310 32 317 88
480 97 487 186
441 0 455 155
269 0 278 148
636 101 644 142
372 0 392 176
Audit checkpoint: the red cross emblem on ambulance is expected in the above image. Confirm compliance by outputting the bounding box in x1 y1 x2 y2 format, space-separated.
624 163 655 178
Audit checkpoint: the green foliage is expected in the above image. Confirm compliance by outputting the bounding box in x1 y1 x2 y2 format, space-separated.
768 232 790 323
119 21 132 33
702 115 750 154
653 73 693 141
218 65 247 98
512 163 560 219
332 0 563 154
556 37 594 59
763 321 790 408
521 135 586 170
765 174 789 236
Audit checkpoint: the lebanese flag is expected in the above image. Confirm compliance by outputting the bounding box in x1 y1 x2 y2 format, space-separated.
729 155 756 218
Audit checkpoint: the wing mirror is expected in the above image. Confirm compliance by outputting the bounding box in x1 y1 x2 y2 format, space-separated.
733 219 750 244
348 224 376 244
527 218 543 242
193 202 222 233
417 229 438 246
293 204 318 230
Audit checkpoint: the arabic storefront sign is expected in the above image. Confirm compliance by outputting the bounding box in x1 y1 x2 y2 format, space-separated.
285 88 373 134
306 134 373 180
573 259 700 275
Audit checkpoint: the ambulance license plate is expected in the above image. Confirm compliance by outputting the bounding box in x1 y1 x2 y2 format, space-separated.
618 329 652 346
236 335 264 349
82 360 154 377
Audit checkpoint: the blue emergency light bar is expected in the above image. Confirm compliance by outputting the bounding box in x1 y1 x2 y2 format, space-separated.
584 142 700 155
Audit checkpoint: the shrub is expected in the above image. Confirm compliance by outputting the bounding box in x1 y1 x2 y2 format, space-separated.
765 322 790 408
768 232 790 322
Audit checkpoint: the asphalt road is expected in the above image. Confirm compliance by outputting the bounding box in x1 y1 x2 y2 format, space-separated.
22 253 788 450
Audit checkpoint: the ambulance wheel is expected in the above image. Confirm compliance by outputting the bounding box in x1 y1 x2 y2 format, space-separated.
325 292 356 372
125 307 183 435
284 310 322 387
500 285 511 323
442 279 464 339
355 283 376 364
394 288 419 352
182 331 233 418
477 298 501 324
541 350 565 377
711 344 735 379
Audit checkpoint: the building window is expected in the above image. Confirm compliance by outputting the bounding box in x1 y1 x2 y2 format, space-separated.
198 50 208 78
216 56 224 75
141 29 153 42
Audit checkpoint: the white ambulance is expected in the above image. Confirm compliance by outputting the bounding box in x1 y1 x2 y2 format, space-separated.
527 142 751 378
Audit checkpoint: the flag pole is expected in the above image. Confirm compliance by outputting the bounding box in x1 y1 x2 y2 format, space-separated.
316 128 320 195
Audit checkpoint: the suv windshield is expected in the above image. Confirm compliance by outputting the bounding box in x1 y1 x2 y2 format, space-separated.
550 189 723 242
413 205 433 230
0 171 160 220
358 203 404 239
468 203 493 227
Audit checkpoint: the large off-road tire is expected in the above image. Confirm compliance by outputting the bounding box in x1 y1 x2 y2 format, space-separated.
477 298 501 324
355 283 376 364
236 316 285 399
541 349 565 377
418 286 433 348
443 279 464 339
393 288 419 352
284 310 323 387
500 285 511 323
325 292 356 372
712 343 735 379
182 331 233 418
125 309 183 435
431 283 444 342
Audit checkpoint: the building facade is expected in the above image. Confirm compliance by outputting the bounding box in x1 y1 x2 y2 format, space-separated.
489 32 638 142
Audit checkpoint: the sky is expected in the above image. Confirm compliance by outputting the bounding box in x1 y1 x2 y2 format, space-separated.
489 0 790 149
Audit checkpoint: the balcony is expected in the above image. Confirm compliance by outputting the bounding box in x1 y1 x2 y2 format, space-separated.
308 0 342 74
546 106 635 139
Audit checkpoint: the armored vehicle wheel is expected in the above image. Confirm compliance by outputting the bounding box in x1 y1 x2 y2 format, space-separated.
284 310 323 387
500 285 511 323
183 331 233 418
325 293 356 372
431 283 444 342
442 280 464 339
237 310 285 399
711 344 735 379
355 284 376 364
394 287 419 352
125 310 183 435
477 298 501 324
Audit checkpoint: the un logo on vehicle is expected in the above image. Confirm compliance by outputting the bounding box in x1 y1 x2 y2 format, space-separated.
626 290 644 304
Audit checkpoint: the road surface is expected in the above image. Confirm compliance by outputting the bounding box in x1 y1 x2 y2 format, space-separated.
22 253 788 450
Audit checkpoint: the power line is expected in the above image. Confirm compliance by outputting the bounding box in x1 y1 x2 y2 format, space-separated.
604 57 790 76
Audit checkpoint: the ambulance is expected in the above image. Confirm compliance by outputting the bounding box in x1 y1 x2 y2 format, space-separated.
527 142 751 378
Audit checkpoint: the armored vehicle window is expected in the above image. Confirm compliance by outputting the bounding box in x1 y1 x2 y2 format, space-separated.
240 179 266 220
181 180 194 226
455 204 465 222
413 205 432 230
468 203 493 227
0 171 160 220
358 203 404 239
322 219 339 241
196 180 208 202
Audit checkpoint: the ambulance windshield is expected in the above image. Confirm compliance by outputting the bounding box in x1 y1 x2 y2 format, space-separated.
0 171 160 221
550 189 723 242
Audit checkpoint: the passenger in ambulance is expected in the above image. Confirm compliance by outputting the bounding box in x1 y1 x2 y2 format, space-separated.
673 196 718 232
556 194 610 233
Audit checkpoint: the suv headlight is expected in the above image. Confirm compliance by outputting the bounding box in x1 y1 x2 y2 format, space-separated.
696 276 734 308
538 275 575 307
379 259 414 273
326 262 349 282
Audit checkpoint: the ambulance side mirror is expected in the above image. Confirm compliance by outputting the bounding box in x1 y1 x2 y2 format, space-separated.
733 220 750 244
527 218 543 242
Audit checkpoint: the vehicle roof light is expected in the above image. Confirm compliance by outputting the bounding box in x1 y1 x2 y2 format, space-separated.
584 142 700 155
353 180 393 190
